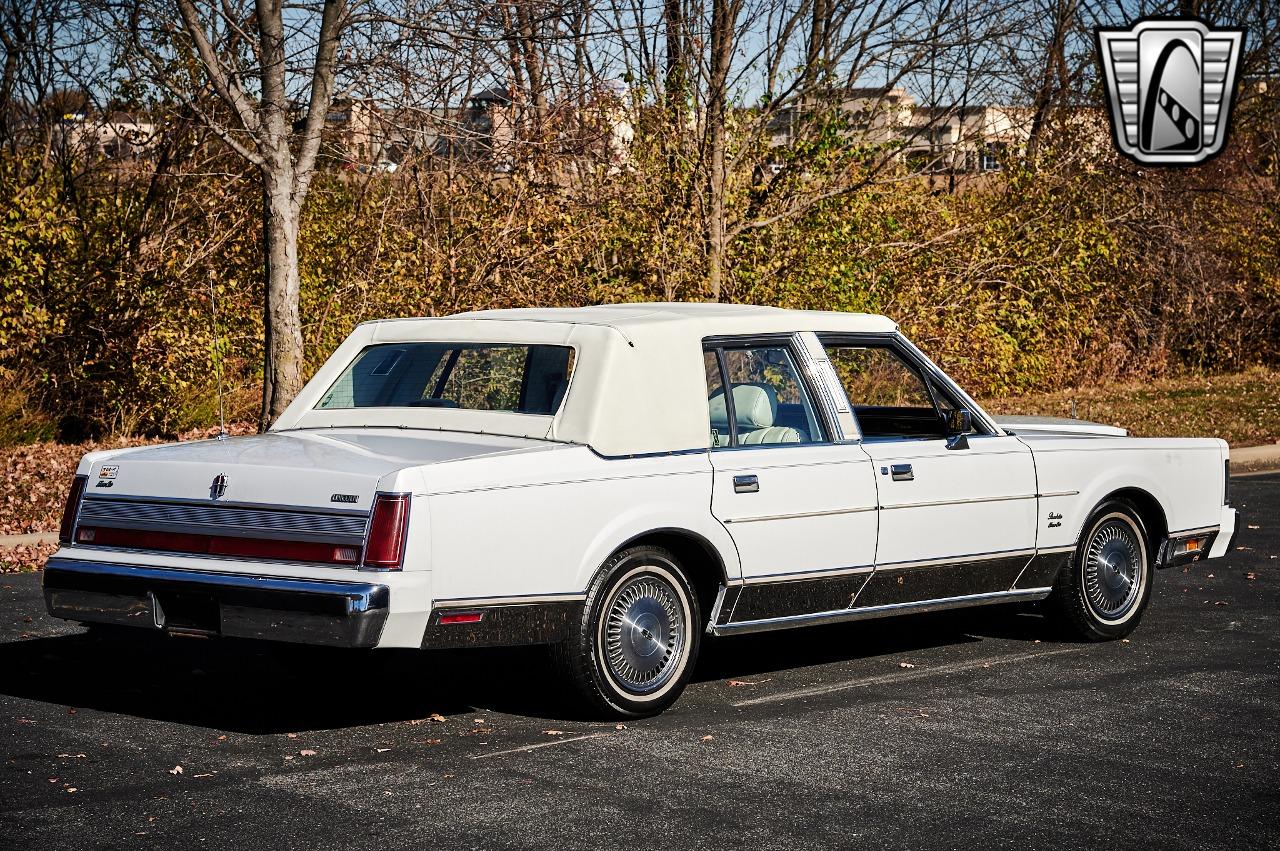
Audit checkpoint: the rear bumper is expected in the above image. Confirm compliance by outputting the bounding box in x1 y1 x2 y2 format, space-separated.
43 558 390 648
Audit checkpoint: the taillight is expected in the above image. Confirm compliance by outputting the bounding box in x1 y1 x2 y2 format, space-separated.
59 475 88 543
363 493 410 570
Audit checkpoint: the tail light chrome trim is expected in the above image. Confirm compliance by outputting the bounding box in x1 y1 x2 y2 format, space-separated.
59 475 88 544
362 493 411 571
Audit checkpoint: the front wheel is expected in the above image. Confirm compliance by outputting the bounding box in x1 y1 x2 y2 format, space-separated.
552 545 701 718
1048 500 1153 641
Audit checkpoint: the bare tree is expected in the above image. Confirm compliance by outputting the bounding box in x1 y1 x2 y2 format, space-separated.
95 0 356 425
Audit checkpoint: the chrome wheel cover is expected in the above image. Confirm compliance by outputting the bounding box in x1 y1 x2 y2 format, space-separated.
601 573 686 695
1084 518 1143 620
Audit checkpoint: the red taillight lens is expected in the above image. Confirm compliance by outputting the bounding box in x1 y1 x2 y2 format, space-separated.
363 493 410 570
59 475 88 543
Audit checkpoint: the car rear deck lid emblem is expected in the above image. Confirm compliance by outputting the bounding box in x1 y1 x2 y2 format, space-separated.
210 473 228 500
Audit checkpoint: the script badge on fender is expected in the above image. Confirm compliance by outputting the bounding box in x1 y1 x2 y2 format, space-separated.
1096 17 1245 166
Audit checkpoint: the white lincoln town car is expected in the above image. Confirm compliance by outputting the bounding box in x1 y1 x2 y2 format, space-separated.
46 304 1238 716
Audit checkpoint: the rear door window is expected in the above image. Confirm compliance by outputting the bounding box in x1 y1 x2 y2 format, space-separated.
704 343 826 446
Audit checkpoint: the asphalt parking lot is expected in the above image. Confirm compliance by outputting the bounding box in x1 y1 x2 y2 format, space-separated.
2 473 1277 850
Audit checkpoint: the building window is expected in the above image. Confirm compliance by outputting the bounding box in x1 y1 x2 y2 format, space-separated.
980 143 1005 172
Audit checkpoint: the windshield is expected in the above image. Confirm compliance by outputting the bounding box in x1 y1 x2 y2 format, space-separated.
316 342 575 415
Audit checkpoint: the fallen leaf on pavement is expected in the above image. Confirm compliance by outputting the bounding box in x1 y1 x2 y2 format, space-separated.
542 730 565 736
615 724 626 730
57 753 86 758
726 679 758 686
898 662 916 669
65 787 77 793
700 735 714 741
299 749 316 756
1246 572 1257 580
1247 525 1260 529
168 766 183 775
286 733 298 739
375 748 391 753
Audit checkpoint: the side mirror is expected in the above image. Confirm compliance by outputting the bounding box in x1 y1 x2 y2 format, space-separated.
946 408 972 435
945 408 972 451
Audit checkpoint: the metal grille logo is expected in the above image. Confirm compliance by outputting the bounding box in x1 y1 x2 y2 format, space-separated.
1096 18 1246 165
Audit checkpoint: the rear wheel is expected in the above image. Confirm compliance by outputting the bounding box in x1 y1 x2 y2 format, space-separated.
552 545 701 718
1049 500 1153 641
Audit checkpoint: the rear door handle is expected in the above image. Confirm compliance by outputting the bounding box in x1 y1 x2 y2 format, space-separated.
733 475 760 494
890 464 914 482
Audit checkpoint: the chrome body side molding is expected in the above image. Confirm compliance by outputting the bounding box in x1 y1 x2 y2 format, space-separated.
708 587 1054 637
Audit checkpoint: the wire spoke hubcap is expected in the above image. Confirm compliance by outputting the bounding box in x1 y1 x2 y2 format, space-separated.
1084 519 1143 620
602 574 686 695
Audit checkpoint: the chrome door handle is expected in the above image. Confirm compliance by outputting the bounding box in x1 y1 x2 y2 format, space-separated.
890 464 914 482
733 475 760 494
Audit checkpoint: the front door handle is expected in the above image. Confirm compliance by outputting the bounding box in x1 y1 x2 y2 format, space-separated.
733 475 760 494
890 464 914 482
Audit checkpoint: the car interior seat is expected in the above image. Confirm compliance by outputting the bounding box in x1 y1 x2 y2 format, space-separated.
708 383 806 446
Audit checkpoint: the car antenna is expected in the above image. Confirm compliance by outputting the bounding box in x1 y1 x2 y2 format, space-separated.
208 278 229 441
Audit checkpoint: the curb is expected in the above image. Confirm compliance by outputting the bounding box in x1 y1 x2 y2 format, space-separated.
1232 442 1280 473
0 532 57 548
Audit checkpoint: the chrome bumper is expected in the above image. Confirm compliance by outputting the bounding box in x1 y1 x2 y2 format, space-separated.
43 558 390 648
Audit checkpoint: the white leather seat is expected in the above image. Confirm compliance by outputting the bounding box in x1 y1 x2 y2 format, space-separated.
708 384 803 446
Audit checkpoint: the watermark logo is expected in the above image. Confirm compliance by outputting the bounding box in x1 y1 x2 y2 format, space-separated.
1096 17 1245 165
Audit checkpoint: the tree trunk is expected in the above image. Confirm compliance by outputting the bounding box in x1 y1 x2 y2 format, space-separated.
705 0 737 301
259 177 305 426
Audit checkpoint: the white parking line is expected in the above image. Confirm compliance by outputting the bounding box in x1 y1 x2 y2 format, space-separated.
469 732 610 760
733 646 1089 708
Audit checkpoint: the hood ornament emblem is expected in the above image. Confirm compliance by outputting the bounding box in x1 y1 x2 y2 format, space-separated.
210 473 228 501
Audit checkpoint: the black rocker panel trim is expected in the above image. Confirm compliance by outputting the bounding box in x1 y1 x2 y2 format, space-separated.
1015 550 1074 588
854 555 1030 609
714 585 744 626
420 601 583 649
730 573 869 622
727 553 1054 624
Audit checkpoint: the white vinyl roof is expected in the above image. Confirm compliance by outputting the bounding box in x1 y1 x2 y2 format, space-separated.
273 303 898 456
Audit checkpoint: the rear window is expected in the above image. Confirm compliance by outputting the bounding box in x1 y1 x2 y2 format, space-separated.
317 343 575 414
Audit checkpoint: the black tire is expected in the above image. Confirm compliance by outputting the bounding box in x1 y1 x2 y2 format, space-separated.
1048 499 1153 641
551 545 701 718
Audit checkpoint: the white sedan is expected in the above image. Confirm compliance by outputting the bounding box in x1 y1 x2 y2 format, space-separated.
46 304 1238 716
